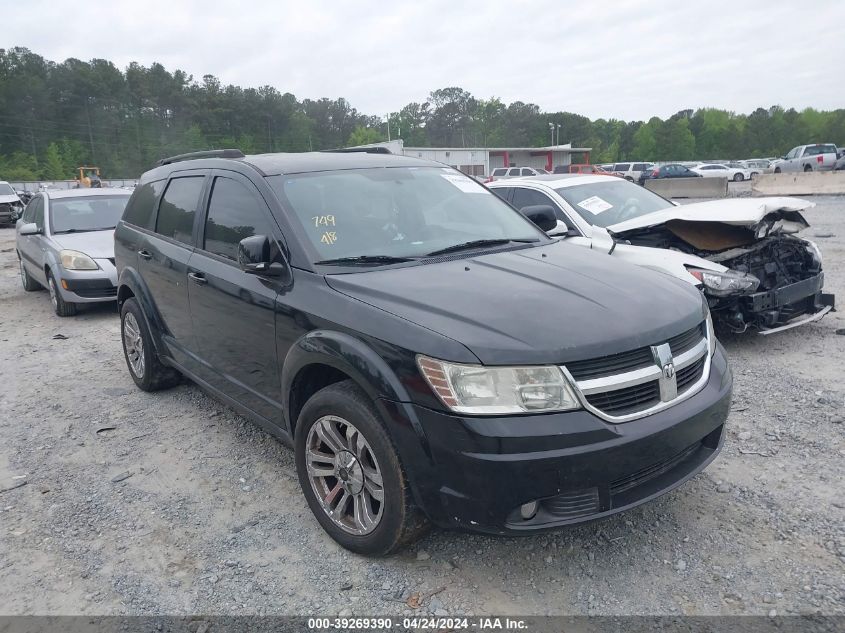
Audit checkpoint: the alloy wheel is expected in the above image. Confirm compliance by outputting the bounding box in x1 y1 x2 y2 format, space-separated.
123 313 145 378
305 415 384 535
48 277 58 309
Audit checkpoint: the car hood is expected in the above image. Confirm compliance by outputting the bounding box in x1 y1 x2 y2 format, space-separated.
50 230 115 259
325 242 706 366
0 193 21 204
608 197 812 238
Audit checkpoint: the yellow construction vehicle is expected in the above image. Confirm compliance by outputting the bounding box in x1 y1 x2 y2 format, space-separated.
76 166 102 188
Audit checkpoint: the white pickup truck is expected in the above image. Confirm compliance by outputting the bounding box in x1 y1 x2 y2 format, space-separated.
771 144 839 173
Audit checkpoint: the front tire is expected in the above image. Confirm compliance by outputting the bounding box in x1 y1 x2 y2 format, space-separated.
295 380 429 556
774 167 782 174
120 297 181 391
19 258 41 291
733 173 744 182
47 271 77 317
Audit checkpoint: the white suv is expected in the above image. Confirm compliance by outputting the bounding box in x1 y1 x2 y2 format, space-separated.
610 162 654 182
486 166 549 182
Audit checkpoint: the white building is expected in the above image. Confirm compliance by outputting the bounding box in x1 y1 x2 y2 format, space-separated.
350 139 592 177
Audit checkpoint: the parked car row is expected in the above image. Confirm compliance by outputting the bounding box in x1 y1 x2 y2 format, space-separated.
7 149 834 558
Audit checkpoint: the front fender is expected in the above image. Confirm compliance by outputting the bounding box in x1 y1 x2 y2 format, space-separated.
281 330 413 430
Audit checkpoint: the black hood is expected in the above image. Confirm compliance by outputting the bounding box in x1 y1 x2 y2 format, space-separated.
325 241 706 365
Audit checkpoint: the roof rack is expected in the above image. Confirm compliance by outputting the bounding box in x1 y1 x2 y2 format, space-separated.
156 149 245 166
322 146 393 155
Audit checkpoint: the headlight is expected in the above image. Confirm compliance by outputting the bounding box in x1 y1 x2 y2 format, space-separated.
687 267 759 296
805 240 823 267
60 250 99 270
417 356 581 415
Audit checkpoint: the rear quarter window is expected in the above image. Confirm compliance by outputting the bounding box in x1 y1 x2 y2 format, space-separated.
122 180 165 229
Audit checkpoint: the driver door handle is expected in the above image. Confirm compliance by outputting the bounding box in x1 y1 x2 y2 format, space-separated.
188 271 208 285
138 249 152 260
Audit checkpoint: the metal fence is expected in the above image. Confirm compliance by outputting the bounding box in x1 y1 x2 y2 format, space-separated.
7 179 138 191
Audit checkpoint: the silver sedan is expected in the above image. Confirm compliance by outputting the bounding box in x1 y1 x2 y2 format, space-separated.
15 188 131 317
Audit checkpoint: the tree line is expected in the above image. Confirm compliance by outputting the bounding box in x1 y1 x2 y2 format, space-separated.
1 47 843 180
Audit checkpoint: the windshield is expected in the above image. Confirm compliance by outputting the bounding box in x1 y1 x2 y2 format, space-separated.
0 183 16 196
49 195 130 233
554 180 673 228
268 167 545 262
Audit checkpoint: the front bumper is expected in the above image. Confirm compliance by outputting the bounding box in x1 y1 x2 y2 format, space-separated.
56 258 118 303
710 271 835 332
382 343 732 534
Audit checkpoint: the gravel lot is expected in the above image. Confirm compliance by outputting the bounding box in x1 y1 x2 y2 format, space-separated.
0 194 843 617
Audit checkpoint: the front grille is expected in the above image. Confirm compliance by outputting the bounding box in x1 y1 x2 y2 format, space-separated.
676 356 706 392
541 487 600 519
610 442 701 496
566 323 703 381
585 381 660 415
74 287 117 298
564 321 709 421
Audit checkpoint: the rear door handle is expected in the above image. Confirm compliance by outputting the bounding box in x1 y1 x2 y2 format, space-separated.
138 249 152 260
188 272 208 285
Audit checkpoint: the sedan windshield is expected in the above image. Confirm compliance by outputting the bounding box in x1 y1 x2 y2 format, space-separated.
268 167 544 263
554 180 673 228
49 195 130 234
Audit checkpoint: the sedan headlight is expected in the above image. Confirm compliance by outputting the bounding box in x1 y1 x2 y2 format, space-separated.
805 240 823 267
417 355 580 415
60 250 99 270
687 267 759 296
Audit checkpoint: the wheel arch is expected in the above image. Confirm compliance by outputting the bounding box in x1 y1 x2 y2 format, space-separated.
281 330 413 437
117 266 168 357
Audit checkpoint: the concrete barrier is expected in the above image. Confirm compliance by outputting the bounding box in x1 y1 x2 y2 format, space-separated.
645 177 728 198
752 172 845 196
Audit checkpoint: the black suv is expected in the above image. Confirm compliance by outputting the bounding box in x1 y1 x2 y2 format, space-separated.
115 149 732 555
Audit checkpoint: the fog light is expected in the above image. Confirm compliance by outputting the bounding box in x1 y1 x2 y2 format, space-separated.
520 501 539 520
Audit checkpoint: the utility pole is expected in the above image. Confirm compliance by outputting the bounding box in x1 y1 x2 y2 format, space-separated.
386 114 391 142
548 122 555 146
85 98 95 162
556 124 561 146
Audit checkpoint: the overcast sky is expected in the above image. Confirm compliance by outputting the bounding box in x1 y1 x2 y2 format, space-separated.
10 0 844 121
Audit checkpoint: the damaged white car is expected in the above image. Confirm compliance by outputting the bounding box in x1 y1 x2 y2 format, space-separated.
488 175 835 334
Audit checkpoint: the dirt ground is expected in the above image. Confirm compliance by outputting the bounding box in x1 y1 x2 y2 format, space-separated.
0 195 843 617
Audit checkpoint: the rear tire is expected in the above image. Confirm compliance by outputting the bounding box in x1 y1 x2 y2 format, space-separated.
624 176 634 182
804 165 812 172
295 380 429 556
120 297 181 391
19 258 41 291
47 271 77 317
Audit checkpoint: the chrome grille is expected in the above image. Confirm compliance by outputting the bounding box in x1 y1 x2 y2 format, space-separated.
567 323 704 381
562 320 711 423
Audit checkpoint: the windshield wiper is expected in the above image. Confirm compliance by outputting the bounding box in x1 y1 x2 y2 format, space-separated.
54 227 114 234
314 255 417 266
425 238 539 257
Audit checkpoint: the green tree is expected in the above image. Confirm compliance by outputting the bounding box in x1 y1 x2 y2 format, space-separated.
42 142 65 179
347 126 383 147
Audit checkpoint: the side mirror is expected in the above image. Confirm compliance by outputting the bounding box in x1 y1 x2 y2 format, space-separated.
519 205 557 232
19 222 41 236
237 234 284 277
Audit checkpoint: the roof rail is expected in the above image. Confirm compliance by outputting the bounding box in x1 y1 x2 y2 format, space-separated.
156 149 245 166
322 146 393 155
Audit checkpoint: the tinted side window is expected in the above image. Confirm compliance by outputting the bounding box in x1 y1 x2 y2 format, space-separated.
511 187 555 210
33 197 45 229
22 196 40 223
123 180 165 229
155 177 204 245
521 168 534 176
507 168 521 176
492 168 507 176
632 163 646 171
203 177 275 261
490 187 511 201
615 163 631 171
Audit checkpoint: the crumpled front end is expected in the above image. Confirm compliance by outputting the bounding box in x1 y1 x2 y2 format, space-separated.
704 235 834 334
613 207 835 334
